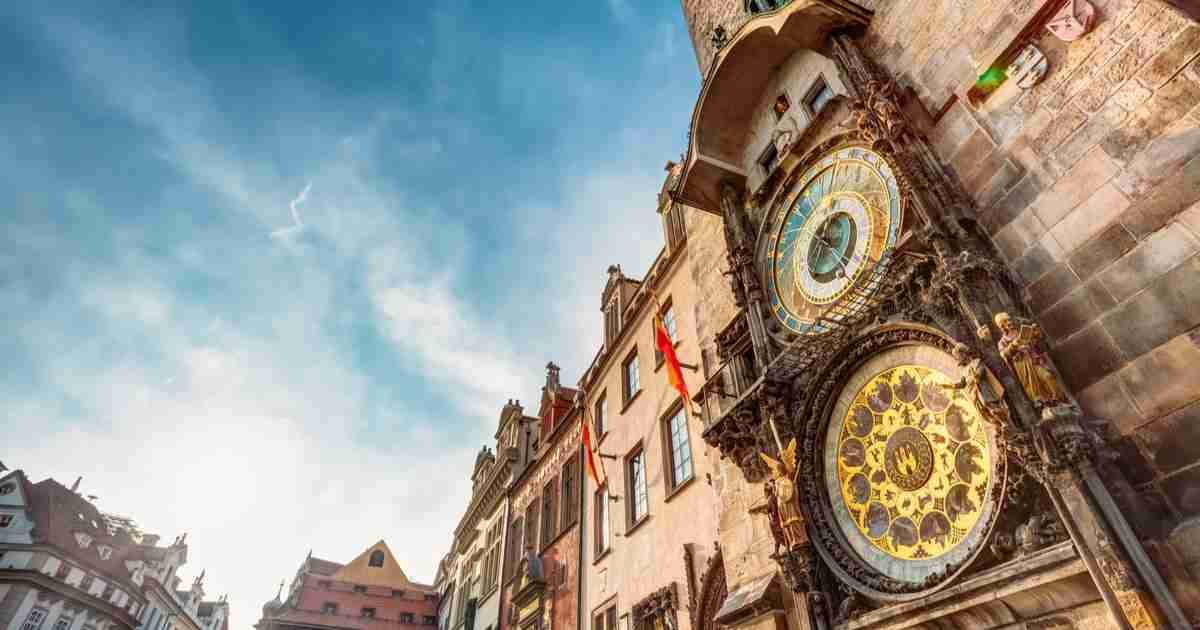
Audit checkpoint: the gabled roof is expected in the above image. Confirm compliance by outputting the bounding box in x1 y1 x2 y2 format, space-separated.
306 556 343 576
329 541 408 589
26 476 142 590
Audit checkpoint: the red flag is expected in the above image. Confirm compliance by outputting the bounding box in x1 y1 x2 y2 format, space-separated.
655 312 691 417
582 413 603 486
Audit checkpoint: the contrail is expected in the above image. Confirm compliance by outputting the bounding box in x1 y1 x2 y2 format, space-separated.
271 181 312 239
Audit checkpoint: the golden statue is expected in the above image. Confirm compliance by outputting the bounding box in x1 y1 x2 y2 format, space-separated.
994 313 1069 407
760 438 807 550
943 343 1012 431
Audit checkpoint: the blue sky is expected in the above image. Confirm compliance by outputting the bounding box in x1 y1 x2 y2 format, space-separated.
1 1 699 625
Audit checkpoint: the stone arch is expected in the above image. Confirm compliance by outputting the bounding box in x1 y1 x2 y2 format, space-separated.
692 549 728 630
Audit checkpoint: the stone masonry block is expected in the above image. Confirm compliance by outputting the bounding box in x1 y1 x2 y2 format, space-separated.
1140 25 1200 89
1103 67 1200 165
1136 399 1200 473
1051 319 1128 391
975 159 1025 211
1040 282 1110 339
1113 79 1155 111
1078 371 1144 433
1050 182 1132 253
1032 147 1119 228
1120 333 1200 422
1118 150 1200 236
1114 115 1200 199
950 129 997 178
1037 105 1089 150
998 206 1049 261
1068 222 1139 281
931 101 977 160
1052 99 1131 172
1111 0 1165 45
1102 254 1200 358
1162 465 1200 518
1027 262 1081 313
1097 222 1200 301
982 173 1043 235
1013 240 1056 286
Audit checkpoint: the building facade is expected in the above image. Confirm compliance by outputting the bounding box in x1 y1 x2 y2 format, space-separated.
673 1 1200 629
256 542 438 630
0 469 228 630
498 365 583 630
578 170 724 630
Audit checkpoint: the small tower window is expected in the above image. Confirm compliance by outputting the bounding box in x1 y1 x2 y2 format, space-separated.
772 93 790 121
803 77 835 119
747 0 786 15
368 550 384 568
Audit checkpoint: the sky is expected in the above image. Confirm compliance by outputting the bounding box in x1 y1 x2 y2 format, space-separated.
0 1 700 627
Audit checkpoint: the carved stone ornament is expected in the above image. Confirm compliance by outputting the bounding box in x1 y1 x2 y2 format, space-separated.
794 325 1008 600
688 546 727 630
633 584 680 630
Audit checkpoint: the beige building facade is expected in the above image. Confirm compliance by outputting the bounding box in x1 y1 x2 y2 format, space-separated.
579 171 724 630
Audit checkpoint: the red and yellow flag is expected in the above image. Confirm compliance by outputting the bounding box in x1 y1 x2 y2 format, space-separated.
655 312 691 418
582 410 603 487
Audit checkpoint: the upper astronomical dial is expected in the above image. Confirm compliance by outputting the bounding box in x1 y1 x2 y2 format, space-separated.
763 146 902 334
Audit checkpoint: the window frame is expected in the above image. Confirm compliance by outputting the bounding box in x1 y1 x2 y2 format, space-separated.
593 485 611 558
361 608 376 619
368 550 385 567
540 476 559 550
654 300 678 367
594 392 608 440
625 443 649 528
321 603 338 615
560 454 579 531
621 349 641 406
21 608 48 630
661 404 695 494
802 75 835 120
524 499 540 555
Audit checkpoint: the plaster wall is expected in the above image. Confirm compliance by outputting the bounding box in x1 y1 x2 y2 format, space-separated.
581 215 720 630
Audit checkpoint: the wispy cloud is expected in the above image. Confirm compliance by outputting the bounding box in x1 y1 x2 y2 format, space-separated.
271 181 311 240
607 0 635 24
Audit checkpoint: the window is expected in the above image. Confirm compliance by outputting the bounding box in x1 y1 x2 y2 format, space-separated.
507 517 524 577
400 613 415 624
102 584 114 600
319 580 332 588
55 563 70 579
622 350 640 404
484 519 502 592
627 446 649 525
80 576 94 591
51 616 72 630
594 487 611 556
424 616 437 626
0 514 14 528
746 0 785 14
369 550 385 567
593 605 616 630
604 298 621 348
74 532 92 548
21 608 48 630
321 603 338 615
354 585 368 594
523 500 539 554
361 608 376 619
758 142 780 174
664 407 694 491
97 545 112 560
804 77 835 118
594 393 608 438
0 483 13 495
541 477 558 549
424 594 437 602
560 454 579 529
393 589 405 598
655 303 678 365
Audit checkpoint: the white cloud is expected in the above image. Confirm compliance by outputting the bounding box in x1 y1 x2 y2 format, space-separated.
270 181 311 240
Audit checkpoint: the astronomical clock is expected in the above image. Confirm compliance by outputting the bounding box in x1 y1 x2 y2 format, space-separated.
755 142 1006 600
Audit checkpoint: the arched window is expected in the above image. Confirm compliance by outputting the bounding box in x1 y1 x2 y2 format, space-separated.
368 551 385 567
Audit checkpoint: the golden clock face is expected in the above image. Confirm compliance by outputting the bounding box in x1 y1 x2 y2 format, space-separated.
763 146 901 334
834 365 991 561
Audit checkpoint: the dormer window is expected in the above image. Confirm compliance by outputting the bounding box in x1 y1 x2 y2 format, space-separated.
368 550 385 568
97 545 113 560
803 76 835 119
0 483 13 495
74 532 93 549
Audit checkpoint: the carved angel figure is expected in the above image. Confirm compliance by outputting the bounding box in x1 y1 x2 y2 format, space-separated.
943 343 1012 431
994 313 1069 408
760 438 807 550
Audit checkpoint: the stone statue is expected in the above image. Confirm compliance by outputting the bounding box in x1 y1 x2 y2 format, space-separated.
1015 513 1067 555
994 313 1069 408
523 544 544 581
943 343 1012 431
759 438 806 550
